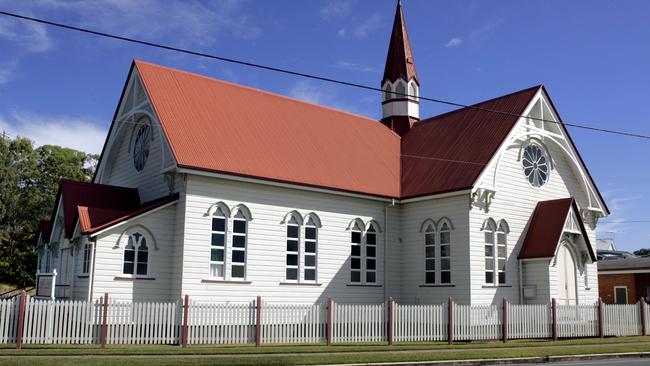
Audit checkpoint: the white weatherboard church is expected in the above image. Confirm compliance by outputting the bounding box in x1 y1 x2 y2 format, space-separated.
35 3 608 306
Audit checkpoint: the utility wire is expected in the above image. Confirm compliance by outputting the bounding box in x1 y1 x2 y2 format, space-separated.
1 10 650 140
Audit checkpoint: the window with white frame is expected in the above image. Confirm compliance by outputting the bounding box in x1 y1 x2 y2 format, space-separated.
350 222 362 283
366 225 377 284
285 215 300 281
81 242 92 275
484 219 508 285
383 83 392 101
424 223 436 284
44 247 51 273
231 210 248 279
304 217 318 282
395 81 406 98
122 232 148 276
210 207 227 278
439 222 451 284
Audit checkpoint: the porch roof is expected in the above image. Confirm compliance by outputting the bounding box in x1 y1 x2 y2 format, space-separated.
518 198 595 261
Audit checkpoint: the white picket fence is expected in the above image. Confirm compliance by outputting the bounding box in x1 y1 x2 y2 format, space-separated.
0 298 18 344
393 303 447 342
1 296 649 346
508 303 551 339
332 302 385 343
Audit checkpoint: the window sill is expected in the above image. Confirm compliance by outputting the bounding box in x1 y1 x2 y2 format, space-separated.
114 276 156 281
279 282 322 287
419 284 455 288
347 284 382 288
482 284 512 288
77 274 89 278
201 278 252 284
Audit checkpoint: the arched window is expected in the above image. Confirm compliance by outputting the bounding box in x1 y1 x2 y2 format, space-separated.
210 207 227 278
304 217 318 282
366 224 377 284
350 221 362 283
408 82 418 101
81 242 92 275
44 247 52 273
439 222 451 284
395 81 406 99
424 223 436 284
231 210 248 279
285 214 300 281
484 219 508 285
123 232 148 276
383 83 392 101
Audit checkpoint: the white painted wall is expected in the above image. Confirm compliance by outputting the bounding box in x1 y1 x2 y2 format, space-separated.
399 194 471 305
89 204 178 301
180 175 393 304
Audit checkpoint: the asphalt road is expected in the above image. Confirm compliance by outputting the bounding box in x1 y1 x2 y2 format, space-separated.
513 358 650 366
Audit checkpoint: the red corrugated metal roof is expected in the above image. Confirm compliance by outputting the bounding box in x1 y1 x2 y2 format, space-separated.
400 85 541 198
56 179 140 239
382 1 418 85
78 193 179 235
519 198 595 260
136 61 401 198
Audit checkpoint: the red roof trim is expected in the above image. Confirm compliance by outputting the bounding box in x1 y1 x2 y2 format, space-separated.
79 193 179 235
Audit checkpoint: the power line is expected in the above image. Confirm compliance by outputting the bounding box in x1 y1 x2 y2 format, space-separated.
599 220 650 224
1 10 650 141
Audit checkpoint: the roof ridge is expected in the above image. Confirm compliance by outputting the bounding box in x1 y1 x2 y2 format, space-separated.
134 60 385 127
416 84 542 125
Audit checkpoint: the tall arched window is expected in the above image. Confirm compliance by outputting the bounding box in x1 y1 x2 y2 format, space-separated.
366 224 377 284
350 222 362 283
424 223 436 284
484 219 508 285
210 207 227 278
304 217 318 282
123 232 148 276
285 215 300 281
383 83 392 101
231 210 248 279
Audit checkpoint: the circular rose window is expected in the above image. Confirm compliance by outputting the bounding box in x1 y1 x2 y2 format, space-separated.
522 143 550 187
132 120 151 172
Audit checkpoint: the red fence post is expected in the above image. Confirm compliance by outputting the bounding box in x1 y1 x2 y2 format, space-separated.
387 297 394 345
326 297 333 346
598 297 604 338
15 290 26 350
255 296 262 347
447 297 453 345
181 294 189 348
551 298 557 341
100 293 108 348
641 298 647 336
502 298 508 343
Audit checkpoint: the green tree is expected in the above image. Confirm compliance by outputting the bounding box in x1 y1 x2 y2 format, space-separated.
0 136 97 287
634 248 650 257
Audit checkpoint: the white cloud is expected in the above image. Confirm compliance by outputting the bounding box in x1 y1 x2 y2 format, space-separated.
287 80 376 118
0 59 18 84
11 0 260 49
597 194 643 235
288 80 329 105
320 0 355 20
468 17 504 43
334 61 376 73
0 111 107 154
353 13 382 38
445 37 462 48
0 17 53 52
337 28 347 37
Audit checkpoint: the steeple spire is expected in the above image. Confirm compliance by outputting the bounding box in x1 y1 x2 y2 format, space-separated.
381 0 420 137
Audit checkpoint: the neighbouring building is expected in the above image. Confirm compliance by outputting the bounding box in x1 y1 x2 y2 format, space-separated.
35 2 609 305
598 257 650 304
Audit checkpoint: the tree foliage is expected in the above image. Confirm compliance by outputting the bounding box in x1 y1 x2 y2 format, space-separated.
633 248 650 257
0 135 97 286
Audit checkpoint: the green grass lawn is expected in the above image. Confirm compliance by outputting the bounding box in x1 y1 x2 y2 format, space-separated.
1 337 650 365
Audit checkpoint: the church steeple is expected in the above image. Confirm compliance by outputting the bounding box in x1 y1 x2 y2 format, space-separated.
381 0 420 137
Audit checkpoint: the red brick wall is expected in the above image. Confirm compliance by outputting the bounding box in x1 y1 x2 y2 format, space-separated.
598 273 636 304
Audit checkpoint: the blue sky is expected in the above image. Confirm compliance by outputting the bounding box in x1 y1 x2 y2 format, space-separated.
0 0 648 251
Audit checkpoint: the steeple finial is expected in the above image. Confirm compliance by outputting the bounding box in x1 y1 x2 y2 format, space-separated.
382 0 418 85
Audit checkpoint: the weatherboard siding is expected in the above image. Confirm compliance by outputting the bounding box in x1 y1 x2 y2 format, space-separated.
470 116 599 305
180 175 391 304
521 259 551 304
399 195 471 305
90 205 177 301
